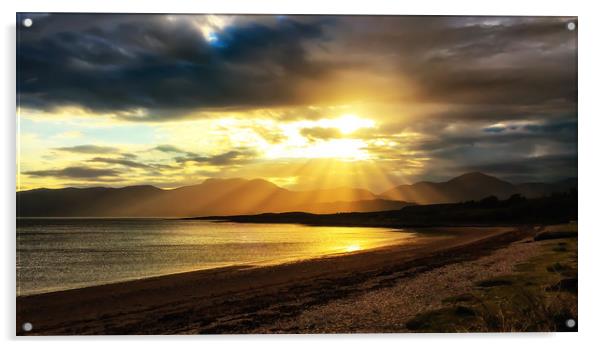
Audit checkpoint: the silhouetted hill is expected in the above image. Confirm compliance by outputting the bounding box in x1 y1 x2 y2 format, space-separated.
515 178 577 198
380 172 576 204
17 173 576 217
17 178 406 217
17 185 163 217
201 190 577 228
293 199 411 214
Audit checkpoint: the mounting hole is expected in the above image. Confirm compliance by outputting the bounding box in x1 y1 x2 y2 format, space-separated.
22 322 33 332
566 318 576 328
22 18 33 28
567 22 576 31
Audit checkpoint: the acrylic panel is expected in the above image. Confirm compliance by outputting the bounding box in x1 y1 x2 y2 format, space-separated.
16 14 578 335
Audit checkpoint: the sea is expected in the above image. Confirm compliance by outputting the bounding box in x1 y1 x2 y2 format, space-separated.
16 218 417 296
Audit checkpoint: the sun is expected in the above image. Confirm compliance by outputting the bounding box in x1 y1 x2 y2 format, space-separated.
261 114 376 161
332 114 376 135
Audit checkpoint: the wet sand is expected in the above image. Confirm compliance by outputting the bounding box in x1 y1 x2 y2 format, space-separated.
16 226 531 335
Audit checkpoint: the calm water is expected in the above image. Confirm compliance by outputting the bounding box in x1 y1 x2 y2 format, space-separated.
17 219 417 295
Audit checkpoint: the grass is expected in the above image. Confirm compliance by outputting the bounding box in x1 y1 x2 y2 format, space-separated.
404 226 577 332
442 294 477 304
475 277 514 288
406 306 479 332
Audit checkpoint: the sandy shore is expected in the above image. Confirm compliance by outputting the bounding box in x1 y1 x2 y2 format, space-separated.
16 226 531 335
254 231 544 333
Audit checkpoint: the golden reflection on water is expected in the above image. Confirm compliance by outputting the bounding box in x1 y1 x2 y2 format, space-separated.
17 219 418 295
344 244 362 253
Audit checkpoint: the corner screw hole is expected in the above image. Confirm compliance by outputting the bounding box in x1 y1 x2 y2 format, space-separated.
566 318 576 328
567 22 576 31
22 322 33 332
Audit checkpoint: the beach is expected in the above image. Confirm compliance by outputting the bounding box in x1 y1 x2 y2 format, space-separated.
16 226 539 335
14 12 579 338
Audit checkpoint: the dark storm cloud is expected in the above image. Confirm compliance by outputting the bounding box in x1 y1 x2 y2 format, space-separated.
453 154 577 183
333 16 576 108
17 14 577 183
483 126 506 133
413 66 576 106
17 15 576 121
371 116 577 182
412 119 577 154
523 120 577 133
24 166 121 179
420 102 575 124
17 14 333 118
54 144 119 154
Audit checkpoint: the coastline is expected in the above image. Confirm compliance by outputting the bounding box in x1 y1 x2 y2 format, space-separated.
17 226 530 335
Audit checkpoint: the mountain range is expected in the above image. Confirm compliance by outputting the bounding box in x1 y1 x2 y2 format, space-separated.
17 172 576 217
381 172 577 204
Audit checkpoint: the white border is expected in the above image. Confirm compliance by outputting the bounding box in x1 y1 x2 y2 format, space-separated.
2 1 600 348
5 0 581 16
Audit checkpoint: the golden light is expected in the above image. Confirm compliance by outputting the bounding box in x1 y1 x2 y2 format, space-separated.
300 139 371 160
345 244 362 253
330 114 376 135
260 114 376 161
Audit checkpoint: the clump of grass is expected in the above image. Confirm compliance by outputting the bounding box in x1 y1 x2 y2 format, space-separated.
405 306 478 332
476 277 513 288
553 243 569 252
407 285 577 332
405 232 577 332
534 224 577 242
546 278 577 294
546 262 572 273
442 293 476 304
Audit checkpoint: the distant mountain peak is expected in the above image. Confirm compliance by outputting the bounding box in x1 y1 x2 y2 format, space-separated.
202 177 277 187
448 172 498 182
16 173 577 217
380 172 571 205
203 177 245 184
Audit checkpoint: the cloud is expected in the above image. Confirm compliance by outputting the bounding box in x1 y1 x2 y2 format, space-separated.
54 145 119 154
404 117 575 149
331 16 576 107
88 157 152 169
24 166 121 179
120 152 138 159
176 149 256 166
249 125 287 144
17 15 576 121
523 120 577 134
453 154 577 182
154 145 187 153
483 126 506 133
300 127 342 141
17 14 334 119
152 144 197 157
16 14 577 186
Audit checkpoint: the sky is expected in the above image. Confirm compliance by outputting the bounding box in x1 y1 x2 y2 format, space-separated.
16 14 577 192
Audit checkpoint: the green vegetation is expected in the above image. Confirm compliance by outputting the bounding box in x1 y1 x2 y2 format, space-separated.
406 306 479 332
405 231 577 332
